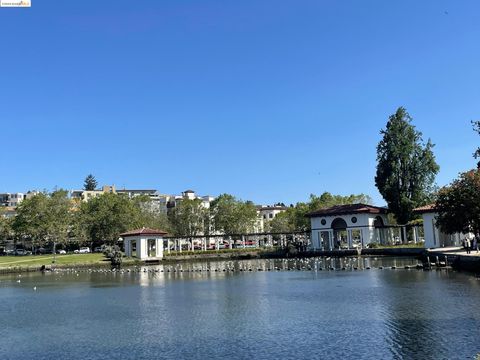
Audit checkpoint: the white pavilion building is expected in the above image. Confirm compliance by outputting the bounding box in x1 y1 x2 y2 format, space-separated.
308 204 390 250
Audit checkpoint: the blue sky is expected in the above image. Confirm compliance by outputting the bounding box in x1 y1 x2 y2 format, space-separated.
1 0 479 205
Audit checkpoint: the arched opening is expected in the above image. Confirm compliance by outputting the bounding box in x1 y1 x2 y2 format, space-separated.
374 216 384 228
331 218 348 249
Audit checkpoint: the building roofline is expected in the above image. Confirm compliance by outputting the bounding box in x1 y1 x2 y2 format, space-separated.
307 203 388 217
120 228 168 237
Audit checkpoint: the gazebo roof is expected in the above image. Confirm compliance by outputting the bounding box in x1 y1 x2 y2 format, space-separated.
120 228 168 238
307 203 388 217
413 204 437 214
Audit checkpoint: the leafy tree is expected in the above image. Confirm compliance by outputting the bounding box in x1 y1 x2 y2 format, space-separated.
76 193 137 245
0 209 13 241
169 198 206 237
12 192 49 246
308 193 371 212
435 169 480 237
210 194 258 234
131 195 171 232
47 190 74 247
12 190 72 250
375 107 439 224
236 201 259 234
83 174 98 191
269 210 297 233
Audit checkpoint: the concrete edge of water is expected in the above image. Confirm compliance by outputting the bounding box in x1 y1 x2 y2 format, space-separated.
3 247 480 275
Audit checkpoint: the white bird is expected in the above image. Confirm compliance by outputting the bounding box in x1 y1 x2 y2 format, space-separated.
16 280 21 283
33 287 37 291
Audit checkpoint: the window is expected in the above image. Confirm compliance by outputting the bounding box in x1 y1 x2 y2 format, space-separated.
269 213 273 219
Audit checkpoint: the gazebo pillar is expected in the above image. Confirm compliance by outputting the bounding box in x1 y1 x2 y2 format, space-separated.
155 238 163 257
124 239 132 257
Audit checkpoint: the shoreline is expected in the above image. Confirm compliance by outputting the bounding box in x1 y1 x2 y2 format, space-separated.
2 247 480 275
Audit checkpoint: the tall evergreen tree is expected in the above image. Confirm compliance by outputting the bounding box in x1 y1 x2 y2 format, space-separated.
375 107 439 224
83 174 98 191
473 120 480 168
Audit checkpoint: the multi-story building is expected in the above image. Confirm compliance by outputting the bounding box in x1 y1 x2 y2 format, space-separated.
0 193 26 207
70 185 117 202
256 205 288 232
172 190 215 210
116 189 168 212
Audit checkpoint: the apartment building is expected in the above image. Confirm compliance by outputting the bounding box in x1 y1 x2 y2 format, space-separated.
70 185 117 202
0 193 25 207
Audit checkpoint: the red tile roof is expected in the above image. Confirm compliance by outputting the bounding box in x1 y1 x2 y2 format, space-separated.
307 203 388 217
120 228 168 237
413 204 437 214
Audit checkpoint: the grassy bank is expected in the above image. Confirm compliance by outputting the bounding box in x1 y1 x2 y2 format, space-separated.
373 244 425 249
0 253 110 268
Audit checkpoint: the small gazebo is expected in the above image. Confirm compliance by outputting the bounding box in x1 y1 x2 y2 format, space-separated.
120 228 168 260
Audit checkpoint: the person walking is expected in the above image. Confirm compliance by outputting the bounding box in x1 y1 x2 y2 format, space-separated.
466 237 471 254
474 235 480 253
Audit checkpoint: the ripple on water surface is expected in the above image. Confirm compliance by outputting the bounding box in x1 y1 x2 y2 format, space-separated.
1 257 480 360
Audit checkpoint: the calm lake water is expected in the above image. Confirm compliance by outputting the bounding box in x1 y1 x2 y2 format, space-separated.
1 257 480 360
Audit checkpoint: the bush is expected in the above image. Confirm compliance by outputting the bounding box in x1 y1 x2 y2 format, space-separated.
103 245 123 266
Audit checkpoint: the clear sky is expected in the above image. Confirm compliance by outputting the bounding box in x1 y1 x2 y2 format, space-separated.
1 0 479 205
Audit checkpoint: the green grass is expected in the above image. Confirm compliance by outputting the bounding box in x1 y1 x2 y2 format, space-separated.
373 243 425 249
0 253 109 268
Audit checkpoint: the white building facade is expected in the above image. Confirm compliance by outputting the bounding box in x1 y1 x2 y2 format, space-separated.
0 193 25 207
256 205 288 232
414 205 465 248
309 204 389 250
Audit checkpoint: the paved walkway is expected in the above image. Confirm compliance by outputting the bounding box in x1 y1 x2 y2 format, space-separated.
428 247 480 257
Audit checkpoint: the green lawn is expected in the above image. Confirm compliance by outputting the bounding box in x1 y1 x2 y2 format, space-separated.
373 243 425 249
0 253 109 268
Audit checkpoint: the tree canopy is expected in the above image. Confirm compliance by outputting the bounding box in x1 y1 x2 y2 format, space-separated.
12 190 72 247
83 174 98 191
375 107 439 224
169 198 206 237
435 169 480 237
76 193 138 245
0 208 12 240
210 194 258 234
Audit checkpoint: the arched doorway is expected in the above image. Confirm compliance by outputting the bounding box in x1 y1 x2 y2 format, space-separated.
331 218 348 249
374 216 384 227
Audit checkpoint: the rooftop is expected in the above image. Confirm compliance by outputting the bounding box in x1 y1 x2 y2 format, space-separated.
307 203 388 217
120 228 168 238
413 204 437 214
258 205 289 211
